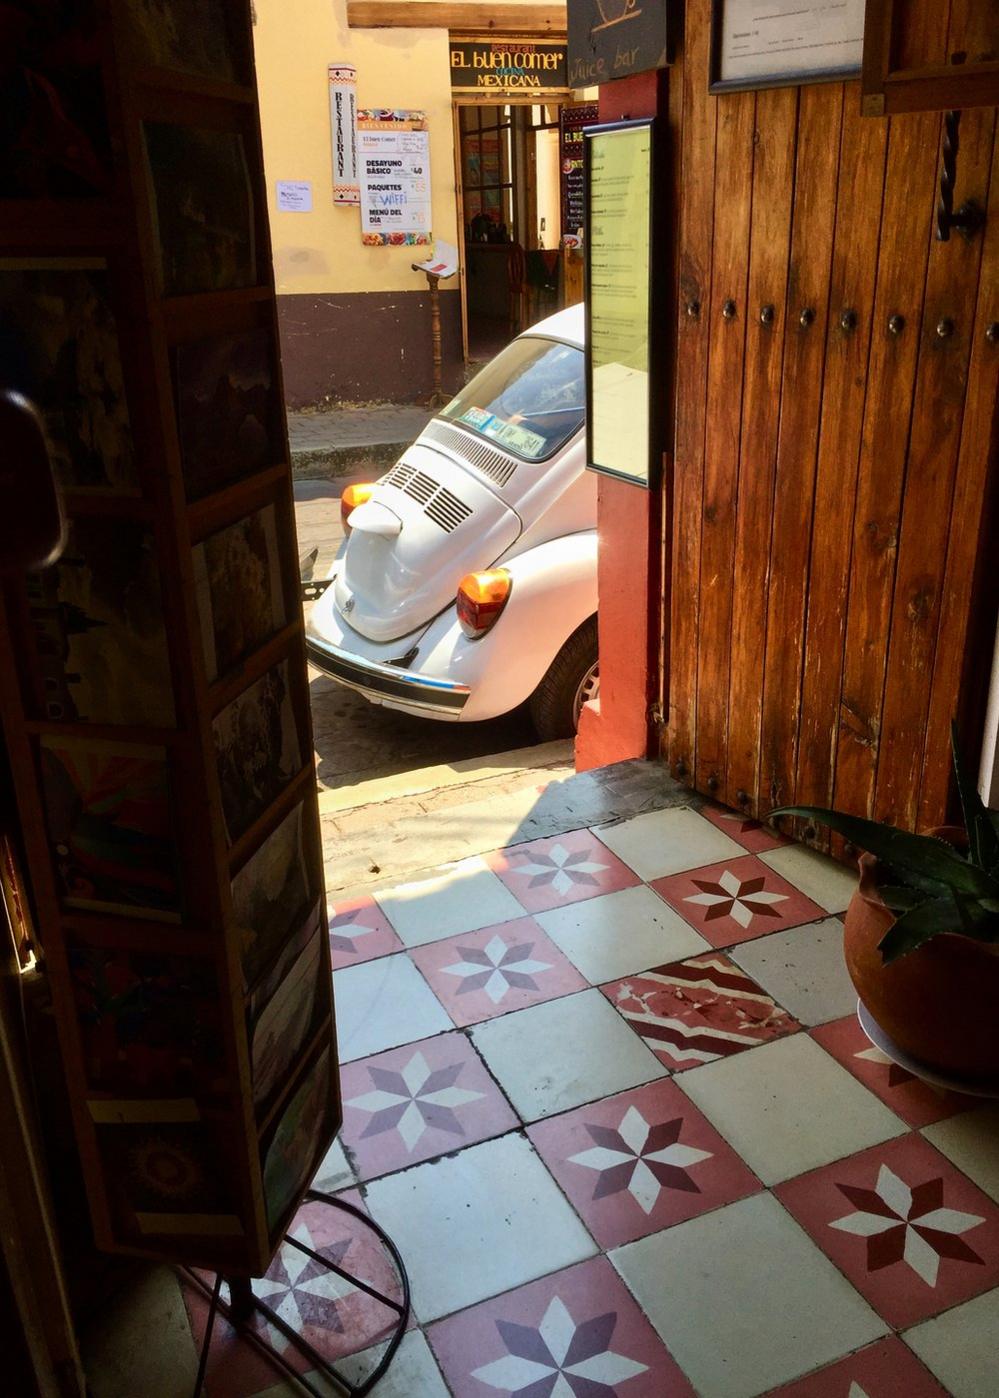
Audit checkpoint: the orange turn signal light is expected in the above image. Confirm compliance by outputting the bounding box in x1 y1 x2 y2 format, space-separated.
341 482 375 531
457 568 512 638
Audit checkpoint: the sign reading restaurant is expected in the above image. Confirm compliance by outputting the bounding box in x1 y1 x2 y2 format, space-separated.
450 36 569 93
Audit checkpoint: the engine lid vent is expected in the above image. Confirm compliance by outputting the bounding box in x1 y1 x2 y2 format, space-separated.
420 419 518 488
382 461 472 533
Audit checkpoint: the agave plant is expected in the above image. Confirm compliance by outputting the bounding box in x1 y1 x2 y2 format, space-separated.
771 725 999 963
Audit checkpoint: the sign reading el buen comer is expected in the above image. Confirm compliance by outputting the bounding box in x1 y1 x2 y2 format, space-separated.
450 37 568 93
567 0 669 87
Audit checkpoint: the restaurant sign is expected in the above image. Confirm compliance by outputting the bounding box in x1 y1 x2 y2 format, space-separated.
450 36 569 94
567 0 669 87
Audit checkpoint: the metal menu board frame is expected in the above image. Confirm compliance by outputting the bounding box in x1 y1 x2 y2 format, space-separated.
583 117 662 490
709 0 864 93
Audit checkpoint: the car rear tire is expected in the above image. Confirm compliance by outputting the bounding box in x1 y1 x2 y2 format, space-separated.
529 617 599 740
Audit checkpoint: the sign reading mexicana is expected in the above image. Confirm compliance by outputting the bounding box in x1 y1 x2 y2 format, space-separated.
450 37 568 93
567 0 669 87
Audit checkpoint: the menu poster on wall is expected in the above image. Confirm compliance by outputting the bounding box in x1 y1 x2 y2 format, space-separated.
560 103 598 241
585 121 654 488
710 0 864 91
357 110 432 247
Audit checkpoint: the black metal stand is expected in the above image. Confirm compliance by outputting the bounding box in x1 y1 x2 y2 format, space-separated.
183 1190 411 1398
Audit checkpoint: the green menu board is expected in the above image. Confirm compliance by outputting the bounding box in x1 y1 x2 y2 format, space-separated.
585 120 654 487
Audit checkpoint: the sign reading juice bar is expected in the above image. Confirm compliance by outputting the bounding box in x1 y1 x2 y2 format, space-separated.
567 0 669 87
450 36 569 94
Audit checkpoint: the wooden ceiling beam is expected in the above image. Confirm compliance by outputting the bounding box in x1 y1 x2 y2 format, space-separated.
346 2 567 34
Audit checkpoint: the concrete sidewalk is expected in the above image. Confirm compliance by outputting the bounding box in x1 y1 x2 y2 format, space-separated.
288 403 434 478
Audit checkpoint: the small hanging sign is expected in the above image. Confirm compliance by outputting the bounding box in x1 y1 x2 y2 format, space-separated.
328 63 359 205
449 36 569 94
567 0 670 88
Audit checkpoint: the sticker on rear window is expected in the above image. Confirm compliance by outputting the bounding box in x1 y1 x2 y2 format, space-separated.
491 420 546 456
459 406 494 430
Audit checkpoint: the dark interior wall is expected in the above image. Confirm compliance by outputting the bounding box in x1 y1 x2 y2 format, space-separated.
276 288 464 407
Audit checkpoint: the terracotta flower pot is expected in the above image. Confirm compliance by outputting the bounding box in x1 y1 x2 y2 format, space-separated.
843 835 999 1083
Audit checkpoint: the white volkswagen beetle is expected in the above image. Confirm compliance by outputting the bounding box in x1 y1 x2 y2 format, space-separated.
305 303 596 738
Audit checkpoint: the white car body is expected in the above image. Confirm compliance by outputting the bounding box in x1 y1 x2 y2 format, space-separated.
305 304 595 723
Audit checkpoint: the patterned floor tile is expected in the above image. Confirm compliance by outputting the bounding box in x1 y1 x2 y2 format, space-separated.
487 827 641 914
332 1329 450 1398
528 1077 761 1249
811 1014 983 1129
775 1133 999 1328
760 844 858 914
904 1287 999 1398
327 894 402 970
731 919 858 1026
535 884 711 984
374 856 524 948
427 1255 694 1398
761 1335 950 1397
600 953 800 1070
923 1105 999 1204
338 1031 517 1179
611 1192 886 1398
471 988 666 1122
409 917 587 1027
700 803 787 853
362 1134 596 1323
652 854 826 947
334 953 451 1063
183 1191 404 1397
679 1033 907 1186
592 806 744 882
311 1137 354 1194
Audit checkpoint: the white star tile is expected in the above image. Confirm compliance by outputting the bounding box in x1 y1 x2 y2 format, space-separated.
535 884 710 983
362 1134 596 1322
731 918 858 1025
334 953 451 1062
374 856 524 947
678 1033 907 1185
760 844 858 913
592 807 744 882
310 1137 353 1193
471 988 666 1121
611 1193 887 1398
904 1287 999 1398
922 1105 999 1203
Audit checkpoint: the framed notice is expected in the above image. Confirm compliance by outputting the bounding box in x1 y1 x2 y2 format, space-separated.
357 109 431 247
710 0 864 92
584 119 661 489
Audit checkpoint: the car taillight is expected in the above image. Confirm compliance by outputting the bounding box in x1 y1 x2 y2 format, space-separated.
341 482 375 532
457 569 512 638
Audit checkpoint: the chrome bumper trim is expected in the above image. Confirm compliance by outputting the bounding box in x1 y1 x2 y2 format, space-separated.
305 636 470 714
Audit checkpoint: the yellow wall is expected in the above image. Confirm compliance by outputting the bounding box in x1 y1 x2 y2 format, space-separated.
253 0 458 296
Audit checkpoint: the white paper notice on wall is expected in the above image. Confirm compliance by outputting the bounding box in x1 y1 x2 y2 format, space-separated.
277 180 313 212
329 63 359 205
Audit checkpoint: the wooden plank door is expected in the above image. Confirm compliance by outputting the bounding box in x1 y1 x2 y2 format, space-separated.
667 0 999 843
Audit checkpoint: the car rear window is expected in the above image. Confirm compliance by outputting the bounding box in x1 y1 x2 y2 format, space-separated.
439 336 584 462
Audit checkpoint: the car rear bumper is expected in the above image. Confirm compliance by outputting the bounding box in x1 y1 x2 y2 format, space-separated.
305 635 471 717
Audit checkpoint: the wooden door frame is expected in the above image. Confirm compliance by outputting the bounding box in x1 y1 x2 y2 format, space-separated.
450 91 571 364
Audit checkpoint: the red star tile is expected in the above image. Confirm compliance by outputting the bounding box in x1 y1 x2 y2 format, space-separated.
700 803 787 853
775 1133 999 1328
651 853 825 947
487 828 640 914
762 1335 949 1396
427 1255 694 1398
327 894 401 970
811 1015 983 1129
528 1078 761 1248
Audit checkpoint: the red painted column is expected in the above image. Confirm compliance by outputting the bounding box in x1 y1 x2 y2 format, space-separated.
576 69 667 772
